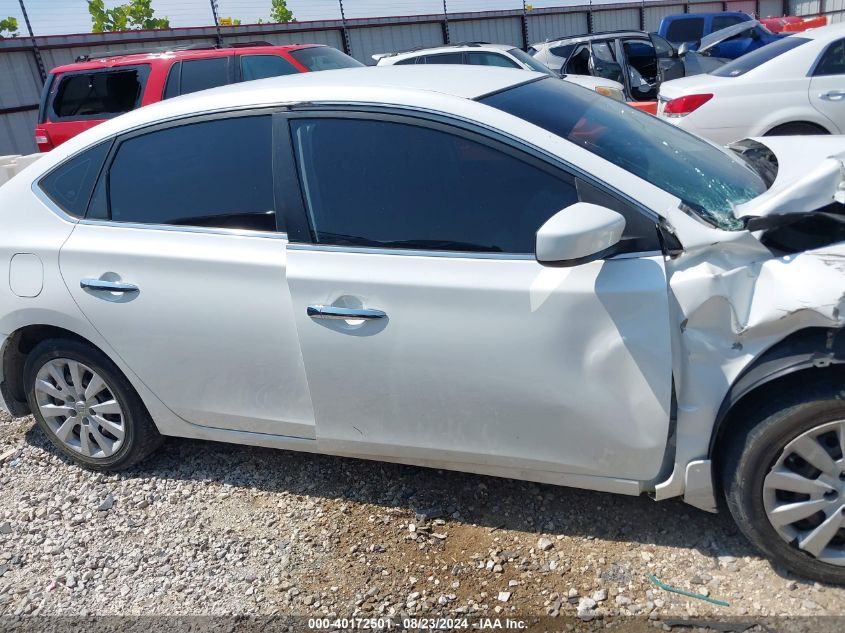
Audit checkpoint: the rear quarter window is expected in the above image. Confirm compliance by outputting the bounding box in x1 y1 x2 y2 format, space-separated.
48 66 149 121
39 140 111 217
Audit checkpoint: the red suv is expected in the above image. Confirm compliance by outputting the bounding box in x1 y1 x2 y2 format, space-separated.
34 43 362 151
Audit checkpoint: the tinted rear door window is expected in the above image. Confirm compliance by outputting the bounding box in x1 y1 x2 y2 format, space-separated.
107 116 276 232
290 117 579 253
50 68 146 120
419 53 464 64
179 57 231 95
665 18 705 43
241 54 299 80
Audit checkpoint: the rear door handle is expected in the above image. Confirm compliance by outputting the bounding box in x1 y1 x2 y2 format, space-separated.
820 90 845 101
80 278 139 293
307 305 386 320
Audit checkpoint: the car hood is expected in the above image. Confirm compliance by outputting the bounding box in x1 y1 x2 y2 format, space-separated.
732 136 845 221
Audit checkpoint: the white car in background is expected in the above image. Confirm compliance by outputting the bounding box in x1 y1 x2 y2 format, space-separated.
1 67 845 583
374 42 627 101
658 22 845 144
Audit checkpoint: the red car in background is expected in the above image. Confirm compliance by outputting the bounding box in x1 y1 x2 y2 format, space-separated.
34 43 362 151
760 15 828 33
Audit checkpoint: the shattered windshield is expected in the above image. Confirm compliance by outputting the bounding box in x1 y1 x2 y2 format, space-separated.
480 77 767 230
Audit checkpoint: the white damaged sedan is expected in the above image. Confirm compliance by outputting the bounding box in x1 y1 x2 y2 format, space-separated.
1 67 844 582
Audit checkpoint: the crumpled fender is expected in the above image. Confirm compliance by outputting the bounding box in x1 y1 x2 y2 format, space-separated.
655 238 845 506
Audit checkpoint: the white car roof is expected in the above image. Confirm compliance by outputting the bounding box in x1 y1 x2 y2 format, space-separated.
38 66 537 163
377 43 515 63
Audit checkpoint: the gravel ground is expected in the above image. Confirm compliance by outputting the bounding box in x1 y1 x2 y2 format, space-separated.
1 409 845 628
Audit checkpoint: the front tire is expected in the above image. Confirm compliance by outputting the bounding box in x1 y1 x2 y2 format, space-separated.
721 379 845 584
24 338 162 471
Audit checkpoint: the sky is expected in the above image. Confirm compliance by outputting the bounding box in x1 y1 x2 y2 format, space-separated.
0 0 642 36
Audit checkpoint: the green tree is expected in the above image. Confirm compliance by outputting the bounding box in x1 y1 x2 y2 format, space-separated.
270 0 294 23
88 0 169 33
0 16 19 38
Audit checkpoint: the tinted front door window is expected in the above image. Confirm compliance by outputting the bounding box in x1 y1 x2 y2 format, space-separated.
107 116 275 231
290 118 578 253
241 54 299 80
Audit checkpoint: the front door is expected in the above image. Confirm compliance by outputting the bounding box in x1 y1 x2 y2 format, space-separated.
59 113 315 438
282 112 673 482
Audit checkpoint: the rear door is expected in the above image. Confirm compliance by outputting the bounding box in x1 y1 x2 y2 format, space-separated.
58 111 315 438
620 37 659 100
589 40 625 85
42 65 150 149
809 38 845 133
281 111 673 481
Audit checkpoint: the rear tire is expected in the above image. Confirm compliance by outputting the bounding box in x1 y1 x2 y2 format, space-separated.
23 338 163 471
764 122 829 136
721 379 845 584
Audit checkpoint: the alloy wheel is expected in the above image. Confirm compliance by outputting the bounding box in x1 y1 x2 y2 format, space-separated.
763 420 845 566
33 358 126 459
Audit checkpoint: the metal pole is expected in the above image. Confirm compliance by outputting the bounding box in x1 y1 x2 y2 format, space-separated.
17 0 45 83
521 1 529 50
640 0 646 31
209 0 223 47
338 0 352 56
442 0 450 45
587 0 594 34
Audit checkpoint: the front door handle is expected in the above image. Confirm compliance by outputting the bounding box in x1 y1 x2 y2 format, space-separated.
307 305 386 320
80 278 139 293
820 90 845 101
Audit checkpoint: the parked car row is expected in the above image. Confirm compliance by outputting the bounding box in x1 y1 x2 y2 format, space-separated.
374 42 628 102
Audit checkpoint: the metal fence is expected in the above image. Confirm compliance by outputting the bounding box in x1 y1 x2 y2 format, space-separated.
0 0 840 155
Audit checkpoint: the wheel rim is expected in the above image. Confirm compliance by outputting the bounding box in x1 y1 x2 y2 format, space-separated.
33 358 125 460
763 420 845 566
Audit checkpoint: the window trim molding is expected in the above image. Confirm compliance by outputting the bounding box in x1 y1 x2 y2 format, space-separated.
88 106 285 235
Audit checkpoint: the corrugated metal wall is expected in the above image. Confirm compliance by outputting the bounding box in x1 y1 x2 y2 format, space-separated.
0 0 841 155
593 8 641 31
758 0 785 16
526 11 590 42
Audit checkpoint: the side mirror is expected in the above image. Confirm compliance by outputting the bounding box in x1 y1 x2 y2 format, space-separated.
677 42 690 57
535 203 626 267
